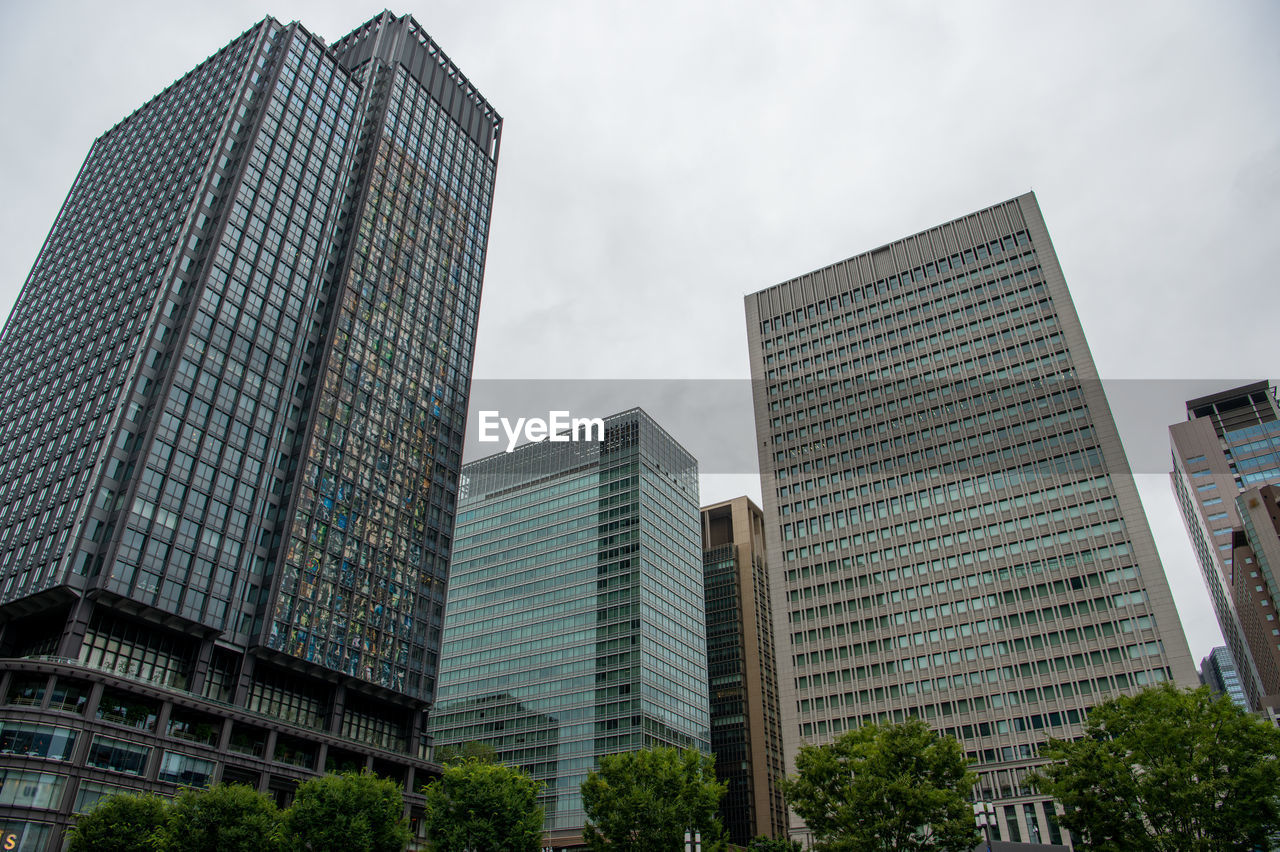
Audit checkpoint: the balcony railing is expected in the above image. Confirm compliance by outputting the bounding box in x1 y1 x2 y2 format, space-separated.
15 655 422 764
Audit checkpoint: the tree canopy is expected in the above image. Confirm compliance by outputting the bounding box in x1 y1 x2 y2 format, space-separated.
67 773 412 852
66 792 169 852
779 718 978 852
580 747 726 852
164 783 282 852
422 756 544 852
1028 682 1280 852
747 836 803 852
283 771 411 852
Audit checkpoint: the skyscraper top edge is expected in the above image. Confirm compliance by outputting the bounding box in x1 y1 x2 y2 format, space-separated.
94 17 279 146
461 406 692 471
333 11 501 131
459 407 699 504
744 190 1038 306
1184 380 1274 418
95 13 502 161
700 494 763 516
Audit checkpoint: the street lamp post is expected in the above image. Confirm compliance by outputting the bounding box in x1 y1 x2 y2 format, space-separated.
972 801 996 852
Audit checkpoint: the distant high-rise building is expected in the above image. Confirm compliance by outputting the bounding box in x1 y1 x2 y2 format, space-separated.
0 12 500 848
700 497 787 845
1170 382 1280 711
1233 484 1280 708
1200 645 1249 710
431 409 710 849
745 192 1197 846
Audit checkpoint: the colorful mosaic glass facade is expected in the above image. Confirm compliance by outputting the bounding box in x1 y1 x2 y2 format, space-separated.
0 13 500 845
268 20 499 698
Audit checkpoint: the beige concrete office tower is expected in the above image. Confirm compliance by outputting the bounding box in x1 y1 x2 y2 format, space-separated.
744 192 1196 846
1170 382 1280 712
701 498 788 845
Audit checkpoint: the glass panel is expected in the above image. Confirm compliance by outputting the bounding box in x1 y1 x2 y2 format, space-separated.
272 736 315 769
166 711 220 746
4 676 46 708
227 725 267 758
0 723 77 761
73 781 136 814
95 689 159 731
86 736 150 776
0 770 65 809
157 752 216 788
48 679 89 714
0 822 52 850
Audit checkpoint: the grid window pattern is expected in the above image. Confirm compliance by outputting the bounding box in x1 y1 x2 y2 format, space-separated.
746 193 1194 842
0 9 501 749
268 35 498 700
341 706 407 752
79 614 196 691
701 500 788 844
246 674 325 728
108 25 361 636
0 11 502 846
433 410 710 835
0 22 271 605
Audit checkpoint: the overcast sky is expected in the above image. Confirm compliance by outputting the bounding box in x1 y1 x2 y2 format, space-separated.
2 0 1277 663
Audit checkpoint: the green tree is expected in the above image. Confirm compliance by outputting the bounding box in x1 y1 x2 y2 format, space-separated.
580 747 726 852
779 718 978 852
282 771 411 852
421 757 543 852
165 783 282 852
747 836 803 852
1028 683 1280 852
434 740 497 764
66 792 169 852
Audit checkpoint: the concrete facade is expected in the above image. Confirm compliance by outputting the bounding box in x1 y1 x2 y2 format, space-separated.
1170 382 1280 710
745 192 1196 846
701 497 787 844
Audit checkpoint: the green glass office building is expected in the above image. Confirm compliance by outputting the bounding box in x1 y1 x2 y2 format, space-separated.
431 409 710 846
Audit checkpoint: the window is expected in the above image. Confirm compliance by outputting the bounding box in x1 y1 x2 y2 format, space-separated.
95 690 159 731
74 780 135 813
158 752 215 787
0 769 65 808
4 676 45 707
86 736 149 776
0 723 77 761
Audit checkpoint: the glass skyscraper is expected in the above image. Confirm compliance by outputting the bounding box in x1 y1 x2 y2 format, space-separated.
431 409 711 848
745 192 1197 846
1200 646 1249 710
0 12 499 847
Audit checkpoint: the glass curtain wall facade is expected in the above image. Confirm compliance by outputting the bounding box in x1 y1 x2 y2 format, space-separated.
701 497 787 846
1200 646 1249 710
0 12 499 847
745 192 1197 845
1170 382 1280 711
432 409 710 847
